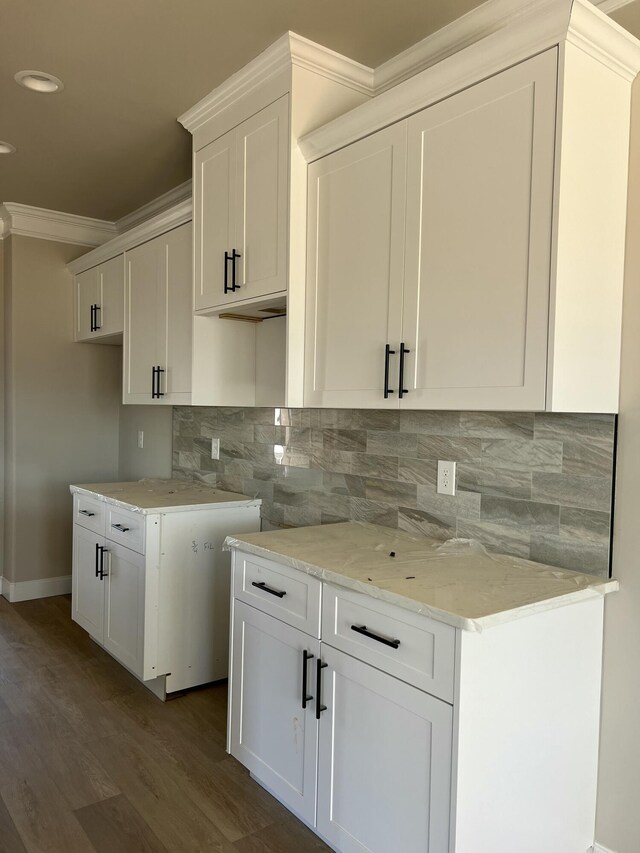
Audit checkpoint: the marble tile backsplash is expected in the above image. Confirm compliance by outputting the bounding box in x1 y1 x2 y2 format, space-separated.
172 407 616 577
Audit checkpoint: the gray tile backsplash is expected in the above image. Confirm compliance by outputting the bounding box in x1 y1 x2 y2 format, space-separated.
173 407 616 577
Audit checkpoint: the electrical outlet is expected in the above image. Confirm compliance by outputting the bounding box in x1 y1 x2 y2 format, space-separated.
137 430 144 449
437 460 456 496
211 437 220 460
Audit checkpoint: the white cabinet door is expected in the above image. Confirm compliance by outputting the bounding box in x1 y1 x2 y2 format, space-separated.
194 97 289 313
317 645 453 853
194 127 236 312
71 525 104 641
234 95 289 305
124 236 161 402
305 123 407 408
229 600 320 826
401 50 556 411
103 540 145 678
75 267 99 341
124 224 192 405
97 254 124 338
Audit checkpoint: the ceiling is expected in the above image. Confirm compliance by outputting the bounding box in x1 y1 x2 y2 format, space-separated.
1 0 639 222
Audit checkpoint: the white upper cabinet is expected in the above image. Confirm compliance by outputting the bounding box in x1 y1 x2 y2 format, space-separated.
194 97 289 313
306 51 555 411
124 222 192 405
75 255 124 343
301 0 640 413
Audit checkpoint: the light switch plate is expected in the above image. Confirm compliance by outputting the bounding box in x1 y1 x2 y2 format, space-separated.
211 438 220 460
137 430 144 449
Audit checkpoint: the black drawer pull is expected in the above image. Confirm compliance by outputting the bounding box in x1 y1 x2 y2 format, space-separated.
316 658 328 719
79 509 95 517
95 542 100 578
251 580 286 599
351 624 400 649
302 649 314 709
398 342 410 399
111 523 130 533
98 545 109 580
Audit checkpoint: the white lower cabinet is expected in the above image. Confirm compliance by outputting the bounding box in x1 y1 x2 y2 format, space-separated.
228 549 605 853
71 486 261 697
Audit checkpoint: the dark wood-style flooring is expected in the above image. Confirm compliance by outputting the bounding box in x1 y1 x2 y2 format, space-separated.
0 595 329 852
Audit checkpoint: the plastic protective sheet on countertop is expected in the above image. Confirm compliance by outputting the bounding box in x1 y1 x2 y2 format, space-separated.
224 521 618 631
70 478 261 513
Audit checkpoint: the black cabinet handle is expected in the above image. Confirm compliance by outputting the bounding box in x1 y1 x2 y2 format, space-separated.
94 304 101 331
398 342 410 399
384 344 396 398
351 624 400 649
79 509 95 517
231 249 241 291
111 523 130 533
302 650 314 709
95 542 100 578
224 251 231 294
316 659 328 719
98 546 108 580
151 366 165 399
90 304 96 332
251 580 286 599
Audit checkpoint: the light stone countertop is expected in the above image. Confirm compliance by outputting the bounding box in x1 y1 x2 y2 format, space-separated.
70 479 261 513
224 521 618 632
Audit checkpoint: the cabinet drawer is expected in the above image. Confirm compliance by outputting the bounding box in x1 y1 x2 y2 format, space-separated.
233 552 321 638
322 584 455 703
106 506 146 554
74 494 105 536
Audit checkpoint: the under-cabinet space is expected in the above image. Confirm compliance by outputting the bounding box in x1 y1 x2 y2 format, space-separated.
191 313 286 407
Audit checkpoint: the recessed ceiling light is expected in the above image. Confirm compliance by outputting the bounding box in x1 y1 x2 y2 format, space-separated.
14 70 64 94
0 141 16 154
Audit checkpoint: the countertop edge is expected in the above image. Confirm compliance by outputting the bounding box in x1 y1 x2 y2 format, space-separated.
70 484 262 514
224 537 618 632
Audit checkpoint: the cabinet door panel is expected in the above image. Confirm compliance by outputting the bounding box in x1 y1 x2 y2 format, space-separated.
76 267 99 341
103 541 145 678
124 238 161 402
234 96 289 302
305 123 406 407
160 223 192 403
229 600 319 826
72 525 104 641
97 254 124 338
194 128 236 311
402 50 556 411
317 645 452 853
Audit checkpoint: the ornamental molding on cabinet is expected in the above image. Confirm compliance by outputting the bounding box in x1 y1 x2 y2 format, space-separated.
115 179 192 233
0 203 117 246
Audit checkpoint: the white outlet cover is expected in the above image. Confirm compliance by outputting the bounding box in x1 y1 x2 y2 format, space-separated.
211 437 220 460
437 460 456 496
137 430 144 449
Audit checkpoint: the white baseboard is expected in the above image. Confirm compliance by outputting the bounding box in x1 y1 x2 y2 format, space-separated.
0 574 72 603
592 843 618 853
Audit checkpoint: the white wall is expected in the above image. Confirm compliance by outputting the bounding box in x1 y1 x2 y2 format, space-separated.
3 235 121 585
595 77 640 852
118 404 173 481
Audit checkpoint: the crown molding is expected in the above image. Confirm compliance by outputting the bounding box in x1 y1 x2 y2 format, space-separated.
300 0 640 163
178 31 373 134
67 198 192 274
116 179 192 233
0 203 117 246
596 0 636 13
568 0 640 82
300 0 571 162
